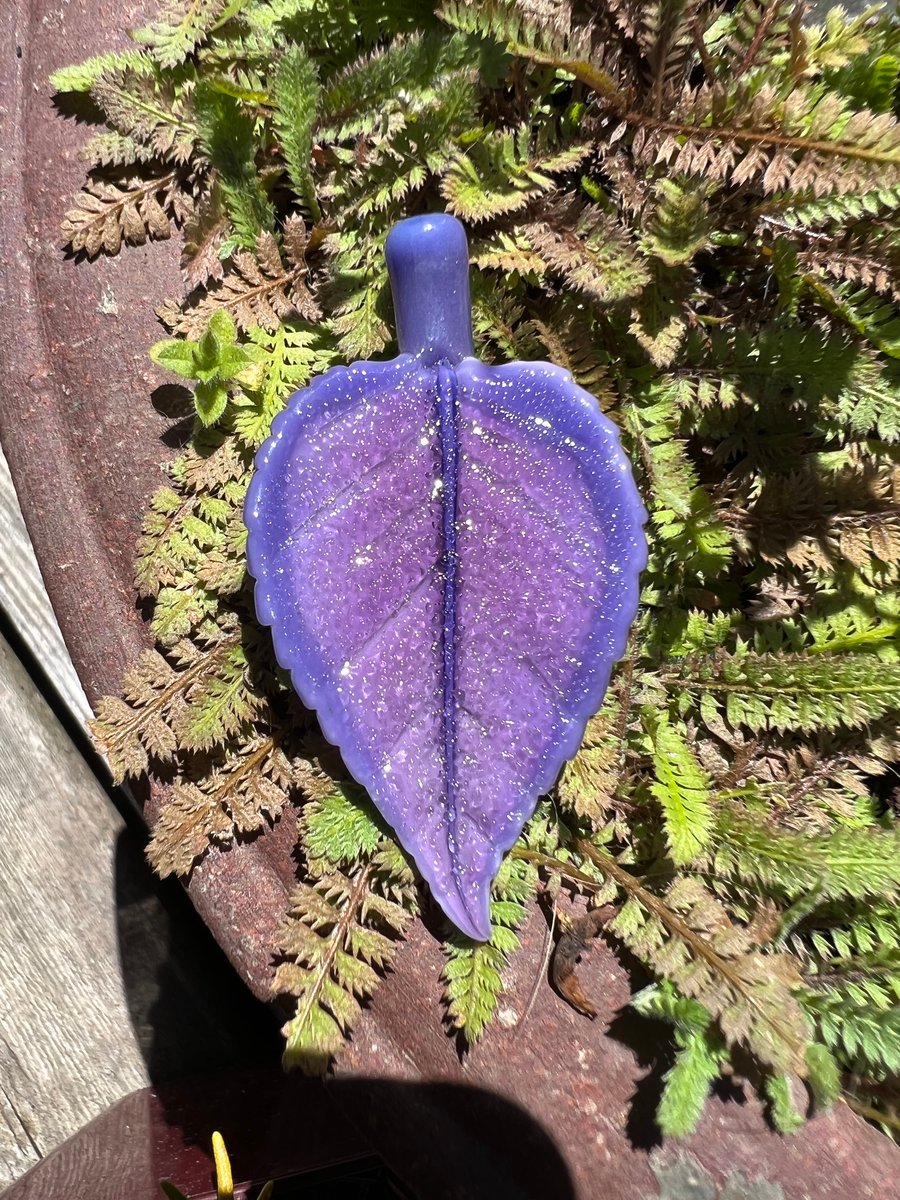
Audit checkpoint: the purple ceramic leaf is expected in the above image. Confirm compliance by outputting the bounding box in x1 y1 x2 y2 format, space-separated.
245 215 647 940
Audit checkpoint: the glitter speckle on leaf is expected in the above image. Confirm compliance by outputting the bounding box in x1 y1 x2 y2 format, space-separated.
246 215 647 938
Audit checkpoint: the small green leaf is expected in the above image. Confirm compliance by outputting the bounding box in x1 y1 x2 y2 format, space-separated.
149 338 200 379
194 380 230 425
160 1182 190 1200
644 711 714 865
303 788 384 865
657 1030 722 1137
442 857 536 1042
804 1042 841 1109
765 1074 806 1135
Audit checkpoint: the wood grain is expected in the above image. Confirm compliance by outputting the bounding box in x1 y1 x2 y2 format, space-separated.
0 631 148 1187
0 447 91 727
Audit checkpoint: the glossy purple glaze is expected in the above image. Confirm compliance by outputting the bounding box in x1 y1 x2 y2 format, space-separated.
245 214 647 940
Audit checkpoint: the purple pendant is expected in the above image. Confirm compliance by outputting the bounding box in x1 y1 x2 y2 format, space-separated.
245 215 647 940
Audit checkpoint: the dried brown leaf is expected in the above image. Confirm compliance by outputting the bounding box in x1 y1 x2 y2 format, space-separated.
63 173 180 256
551 905 616 1018
161 226 320 337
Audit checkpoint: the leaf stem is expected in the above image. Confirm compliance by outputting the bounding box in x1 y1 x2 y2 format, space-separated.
514 841 808 1073
288 864 374 1040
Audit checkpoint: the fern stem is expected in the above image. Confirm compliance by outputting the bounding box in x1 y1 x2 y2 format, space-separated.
505 45 623 103
511 845 602 889
212 735 276 802
101 170 179 223
733 1 784 80
100 632 241 748
289 863 374 1037
624 113 900 168
844 1095 900 1133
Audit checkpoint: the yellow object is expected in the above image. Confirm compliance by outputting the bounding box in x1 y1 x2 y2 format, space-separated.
211 1132 234 1200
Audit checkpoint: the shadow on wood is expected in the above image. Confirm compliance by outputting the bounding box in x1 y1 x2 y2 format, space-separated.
113 827 282 1084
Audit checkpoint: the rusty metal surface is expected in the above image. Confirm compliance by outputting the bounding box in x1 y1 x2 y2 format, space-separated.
1 2 899 1195
0 0 297 1003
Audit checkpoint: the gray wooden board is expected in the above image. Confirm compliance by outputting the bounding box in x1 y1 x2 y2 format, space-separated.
0 447 91 727
0 445 148 1184
0 631 149 1187
0 448 279 1190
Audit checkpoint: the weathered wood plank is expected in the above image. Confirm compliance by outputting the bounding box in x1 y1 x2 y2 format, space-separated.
0 632 148 1188
0 446 91 726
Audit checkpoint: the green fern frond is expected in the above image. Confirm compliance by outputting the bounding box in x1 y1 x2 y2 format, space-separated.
814 280 900 359
78 130 157 168
300 784 386 867
639 177 711 267
50 49 156 93
442 856 536 1042
319 30 481 139
714 807 900 902
194 82 274 246
275 861 415 1072
765 1073 806 1134
525 193 650 304
556 694 623 822
437 0 619 99
133 482 229 599
437 0 590 60
625 383 732 582
599 860 811 1076
90 632 242 782
717 0 795 78
628 262 692 367
778 183 900 230
665 647 900 734
150 584 219 644
442 127 590 222
91 65 198 163
470 273 540 362
632 981 727 1138
830 49 900 116
337 70 481 220
632 79 900 196
803 990 900 1077
132 0 227 68
804 4 885 75
232 320 335 448
644 710 714 866
171 636 264 749
530 296 614 393
272 44 321 218
323 226 392 358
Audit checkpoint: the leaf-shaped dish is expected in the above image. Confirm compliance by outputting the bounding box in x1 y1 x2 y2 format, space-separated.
245 214 647 939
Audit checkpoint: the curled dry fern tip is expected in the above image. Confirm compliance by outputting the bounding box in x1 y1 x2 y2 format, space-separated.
64 0 900 1135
